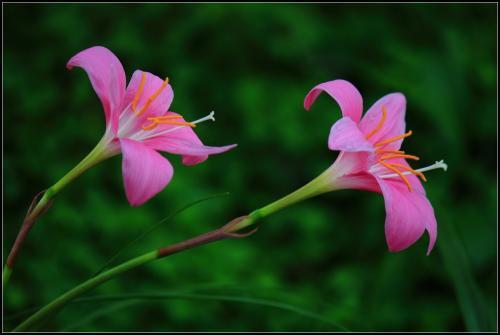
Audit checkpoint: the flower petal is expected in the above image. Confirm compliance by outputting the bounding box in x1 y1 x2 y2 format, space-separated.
374 157 426 195
67 46 126 132
375 176 437 254
328 117 374 152
125 70 174 116
304 80 363 123
119 138 173 206
359 93 406 150
142 112 237 166
122 70 174 134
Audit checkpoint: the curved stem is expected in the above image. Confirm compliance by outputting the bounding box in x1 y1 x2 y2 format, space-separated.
13 218 257 332
13 176 327 331
3 138 115 288
13 251 157 332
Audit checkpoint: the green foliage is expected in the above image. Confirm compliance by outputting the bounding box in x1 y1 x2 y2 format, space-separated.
3 3 496 331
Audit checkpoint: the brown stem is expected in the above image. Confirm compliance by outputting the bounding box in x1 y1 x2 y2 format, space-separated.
6 190 53 268
157 215 257 258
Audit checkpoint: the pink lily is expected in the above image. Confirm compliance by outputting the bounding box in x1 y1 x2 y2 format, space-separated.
303 80 447 255
67 46 236 206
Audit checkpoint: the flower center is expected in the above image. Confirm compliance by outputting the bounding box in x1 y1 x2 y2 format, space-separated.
365 105 445 192
131 72 194 130
147 111 216 138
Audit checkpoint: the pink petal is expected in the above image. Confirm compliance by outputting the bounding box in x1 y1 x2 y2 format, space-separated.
333 170 380 193
119 138 174 206
328 117 374 152
143 112 237 166
375 176 437 254
123 70 174 133
304 80 363 123
358 93 406 150
67 46 126 133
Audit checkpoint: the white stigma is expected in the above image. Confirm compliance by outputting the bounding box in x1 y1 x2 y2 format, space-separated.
192 111 215 125
146 111 216 138
379 160 448 179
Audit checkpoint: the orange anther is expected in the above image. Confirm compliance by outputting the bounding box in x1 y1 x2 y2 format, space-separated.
155 121 196 128
380 154 420 161
379 161 413 192
390 163 427 182
132 72 147 112
137 77 170 116
375 149 405 155
366 105 387 140
148 115 182 121
375 130 413 147
142 122 158 131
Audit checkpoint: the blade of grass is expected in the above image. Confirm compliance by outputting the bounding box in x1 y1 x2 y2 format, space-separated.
93 192 230 276
60 301 139 331
438 216 494 331
64 292 349 331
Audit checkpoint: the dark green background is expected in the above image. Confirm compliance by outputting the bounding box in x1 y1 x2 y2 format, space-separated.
3 4 497 332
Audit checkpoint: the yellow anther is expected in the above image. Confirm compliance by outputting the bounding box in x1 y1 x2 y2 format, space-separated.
379 161 413 192
366 105 387 140
132 72 147 112
375 130 413 147
137 77 170 116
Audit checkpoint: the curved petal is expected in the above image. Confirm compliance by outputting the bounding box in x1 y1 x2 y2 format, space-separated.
328 117 374 153
375 176 437 255
67 46 126 132
121 70 174 134
304 80 363 123
142 112 237 166
119 138 173 206
358 93 406 150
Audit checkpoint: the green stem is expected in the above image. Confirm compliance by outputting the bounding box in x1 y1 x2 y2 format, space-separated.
3 267 12 288
13 216 255 332
4 138 115 287
13 175 330 331
228 171 331 232
13 251 157 332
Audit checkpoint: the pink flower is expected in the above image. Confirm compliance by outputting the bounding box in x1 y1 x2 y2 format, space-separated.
304 80 447 255
67 46 236 206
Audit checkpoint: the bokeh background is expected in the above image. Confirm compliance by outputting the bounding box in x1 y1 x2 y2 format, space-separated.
3 3 497 332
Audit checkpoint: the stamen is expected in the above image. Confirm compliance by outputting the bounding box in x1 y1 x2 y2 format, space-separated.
379 160 448 179
390 163 427 182
137 77 170 116
375 149 405 155
138 111 216 137
380 154 420 161
154 120 196 127
132 72 147 112
365 105 387 139
142 122 159 131
148 115 183 121
375 130 412 147
378 161 413 191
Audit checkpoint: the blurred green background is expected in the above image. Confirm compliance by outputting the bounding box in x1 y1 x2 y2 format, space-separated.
3 3 497 332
